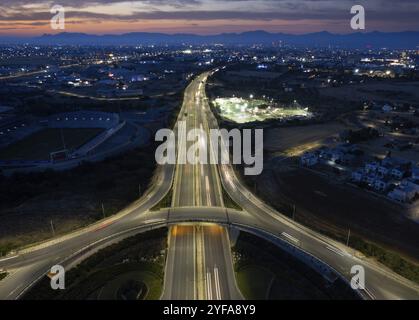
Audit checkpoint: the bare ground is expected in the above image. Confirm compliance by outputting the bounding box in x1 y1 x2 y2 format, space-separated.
255 163 419 263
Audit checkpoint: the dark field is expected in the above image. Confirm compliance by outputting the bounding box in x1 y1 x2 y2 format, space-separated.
22 228 167 300
0 144 158 255
234 232 359 300
0 128 103 160
256 164 419 263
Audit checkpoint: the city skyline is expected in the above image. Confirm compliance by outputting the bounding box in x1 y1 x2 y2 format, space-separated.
1 0 419 36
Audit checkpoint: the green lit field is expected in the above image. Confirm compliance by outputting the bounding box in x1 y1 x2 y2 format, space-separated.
214 97 312 124
0 128 104 160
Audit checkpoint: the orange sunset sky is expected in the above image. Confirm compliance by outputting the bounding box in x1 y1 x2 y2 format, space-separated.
0 0 418 36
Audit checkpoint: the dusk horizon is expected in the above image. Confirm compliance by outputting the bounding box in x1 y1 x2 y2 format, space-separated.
1 0 419 36
4 29 419 38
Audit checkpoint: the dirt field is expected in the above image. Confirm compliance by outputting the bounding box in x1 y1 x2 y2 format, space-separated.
0 128 104 160
256 164 419 262
319 81 419 105
0 145 158 254
264 122 348 155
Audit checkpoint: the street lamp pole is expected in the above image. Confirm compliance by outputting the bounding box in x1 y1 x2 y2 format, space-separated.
346 228 351 247
50 220 56 237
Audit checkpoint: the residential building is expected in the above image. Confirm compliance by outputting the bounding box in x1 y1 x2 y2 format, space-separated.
365 162 379 173
301 152 318 167
352 170 364 182
374 177 392 192
388 186 416 203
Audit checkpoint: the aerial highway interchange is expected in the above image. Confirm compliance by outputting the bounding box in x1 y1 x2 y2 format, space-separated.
0 71 418 300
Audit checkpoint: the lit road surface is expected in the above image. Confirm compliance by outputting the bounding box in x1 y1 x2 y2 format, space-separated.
164 73 239 300
171 73 224 208
162 224 241 300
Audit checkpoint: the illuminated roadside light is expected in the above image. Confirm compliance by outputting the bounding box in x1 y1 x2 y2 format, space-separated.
354 69 359 73
386 70 391 75
249 94 254 99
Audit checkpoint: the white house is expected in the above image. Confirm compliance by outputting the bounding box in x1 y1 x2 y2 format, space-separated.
401 179 419 193
377 165 391 177
388 186 416 202
365 162 379 173
374 178 391 192
391 167 405 179
352 170 364 182
301 153 318 167
412 167 419 180
364 174 376 186
382 104 393 113
330 150 344 162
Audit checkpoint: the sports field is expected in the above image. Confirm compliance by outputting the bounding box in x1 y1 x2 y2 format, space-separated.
0 128 104 160
214 97 312 124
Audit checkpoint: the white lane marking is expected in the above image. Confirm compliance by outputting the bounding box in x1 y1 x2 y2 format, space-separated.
0 255 19 262
214 266 221 300
193 226 197 300
8 284 23 297
205 175 211 206
206 271 213 300
364 287 377 300
281 232 299 244
326 245 345 257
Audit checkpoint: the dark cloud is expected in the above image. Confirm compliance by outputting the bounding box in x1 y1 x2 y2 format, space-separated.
0 0 418 32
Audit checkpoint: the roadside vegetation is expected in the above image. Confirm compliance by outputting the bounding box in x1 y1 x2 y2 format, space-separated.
22 228 167 300
0 143 159 255
0 272 8 281
222 188 242 211
150 188 173 211
349 237 419 284
233 232 359 300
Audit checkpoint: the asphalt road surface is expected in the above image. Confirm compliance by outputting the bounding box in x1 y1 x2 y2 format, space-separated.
165 74 239 300
162 224 241 300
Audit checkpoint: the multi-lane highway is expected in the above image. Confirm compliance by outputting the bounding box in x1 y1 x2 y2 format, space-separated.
162 224 241 300
164 73 239 299
171 74 224 208
1 70 419 300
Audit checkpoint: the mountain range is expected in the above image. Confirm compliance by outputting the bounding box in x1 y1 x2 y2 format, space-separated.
1 31 419 49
